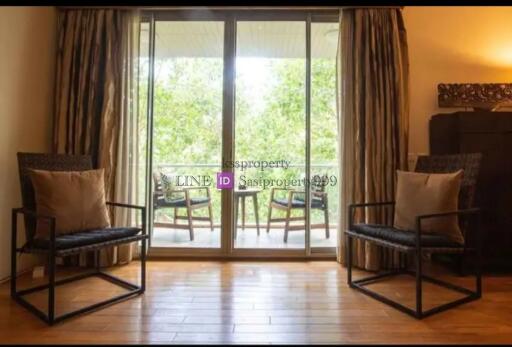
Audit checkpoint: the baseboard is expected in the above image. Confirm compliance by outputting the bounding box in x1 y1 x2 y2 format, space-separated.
0 268 33 284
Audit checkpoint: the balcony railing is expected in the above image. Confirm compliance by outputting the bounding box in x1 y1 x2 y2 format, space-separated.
156 163 338 169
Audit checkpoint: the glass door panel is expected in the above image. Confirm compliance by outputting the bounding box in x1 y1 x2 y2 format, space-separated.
310 22 339 249
150 21 224 249
234 21 306 249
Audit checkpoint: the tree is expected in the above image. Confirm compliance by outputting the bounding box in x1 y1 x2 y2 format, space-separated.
138 55 338 225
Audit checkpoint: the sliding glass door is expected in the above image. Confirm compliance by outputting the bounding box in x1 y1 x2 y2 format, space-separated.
149 20 224 250
310 22 339 250
142 11 339 257
234 21 306 250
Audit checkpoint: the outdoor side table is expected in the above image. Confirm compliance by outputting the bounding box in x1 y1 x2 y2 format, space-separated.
234 188 262 239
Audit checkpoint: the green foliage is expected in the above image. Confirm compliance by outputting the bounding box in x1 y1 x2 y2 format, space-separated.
139 55 339 226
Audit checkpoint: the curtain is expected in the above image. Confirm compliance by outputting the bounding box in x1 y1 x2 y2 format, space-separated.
336 8 409 271
53 9 141 266
113 11 141 264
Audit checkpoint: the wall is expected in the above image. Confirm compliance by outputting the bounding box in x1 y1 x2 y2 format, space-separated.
404 6 512 155
0 7 57 280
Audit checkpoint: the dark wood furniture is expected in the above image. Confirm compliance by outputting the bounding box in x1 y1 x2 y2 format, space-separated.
346 153 483 319
12 153 148 325
234 188 261 239
266 176 330 243
430 111 512 272
153 172 213 241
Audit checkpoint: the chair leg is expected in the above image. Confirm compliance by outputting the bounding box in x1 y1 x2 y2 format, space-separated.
10 210 17 298
253 194 260 236
141 237 147 292
324 204 330 239
266 203 272 233
208 201 214 232
48 249 56 325
241 196 246 231
347 234 353 286
283 207 291 243
457 253 466 276
234 195 239 240
476 213 482 297
186 206 194 241
416 249 423 318
95 250 101 272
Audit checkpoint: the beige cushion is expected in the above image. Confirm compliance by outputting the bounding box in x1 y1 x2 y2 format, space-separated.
393 170 464 244
30 169 111 238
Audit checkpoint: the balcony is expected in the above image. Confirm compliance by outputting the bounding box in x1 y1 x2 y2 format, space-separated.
152 163 339 249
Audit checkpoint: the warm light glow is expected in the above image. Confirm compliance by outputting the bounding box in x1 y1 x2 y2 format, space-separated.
491 46 512 66
471 41 512 68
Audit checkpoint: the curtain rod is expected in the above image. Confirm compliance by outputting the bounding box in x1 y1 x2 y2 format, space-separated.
58 6 338 10
57 6 402 10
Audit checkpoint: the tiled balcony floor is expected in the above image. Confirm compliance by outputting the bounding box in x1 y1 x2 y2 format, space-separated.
152 224 337 249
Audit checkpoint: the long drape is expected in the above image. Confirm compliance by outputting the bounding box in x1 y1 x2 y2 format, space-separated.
336 8 409 271
53 9 141 266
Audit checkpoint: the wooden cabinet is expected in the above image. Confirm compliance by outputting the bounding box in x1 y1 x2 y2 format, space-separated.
430 111 512 272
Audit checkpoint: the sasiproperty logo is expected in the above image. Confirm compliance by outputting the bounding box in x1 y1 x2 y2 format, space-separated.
160 160 337 190
216 172 234 189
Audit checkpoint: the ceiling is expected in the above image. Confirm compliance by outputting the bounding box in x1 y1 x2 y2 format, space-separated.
142 21 339 59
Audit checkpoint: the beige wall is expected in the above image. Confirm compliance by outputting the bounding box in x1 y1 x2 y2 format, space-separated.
0 7 57 280
1 7 512 278
404 6 512 155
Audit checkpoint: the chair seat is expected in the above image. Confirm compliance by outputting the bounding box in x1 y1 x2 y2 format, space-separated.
272 198 324 208
157 197 210 208
30 227 142 250
349 224 461 248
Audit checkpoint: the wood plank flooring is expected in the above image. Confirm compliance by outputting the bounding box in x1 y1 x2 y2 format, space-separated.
1 260 512 344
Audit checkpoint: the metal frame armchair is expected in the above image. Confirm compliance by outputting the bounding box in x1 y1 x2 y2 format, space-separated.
153 172 213 241
345 153 483 319
11 153 148 325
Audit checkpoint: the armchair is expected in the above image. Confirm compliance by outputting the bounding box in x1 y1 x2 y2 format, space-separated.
153 172 213 241
345 153 483 319
11 153 148 325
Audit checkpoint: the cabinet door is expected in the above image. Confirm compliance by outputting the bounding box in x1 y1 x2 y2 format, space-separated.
460 127 512 258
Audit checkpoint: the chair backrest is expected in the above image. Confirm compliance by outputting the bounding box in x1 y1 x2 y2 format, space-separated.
414 153 482 209
311 174 329 194
152 171 166 207
153 171 163 193
17 152 93 242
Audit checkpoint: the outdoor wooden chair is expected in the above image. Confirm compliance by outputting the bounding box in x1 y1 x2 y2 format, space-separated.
153 172 214 241
345 153 483 319
11 153 147 325
266 175 330 243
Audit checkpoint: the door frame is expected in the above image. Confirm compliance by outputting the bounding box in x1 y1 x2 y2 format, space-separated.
141 9 340 259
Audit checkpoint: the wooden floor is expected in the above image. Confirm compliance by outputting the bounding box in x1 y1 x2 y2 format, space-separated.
1 260 512 344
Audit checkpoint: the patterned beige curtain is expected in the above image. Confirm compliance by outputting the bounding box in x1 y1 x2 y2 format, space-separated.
113 11 141 264
336 8 409 271
53 9 141 266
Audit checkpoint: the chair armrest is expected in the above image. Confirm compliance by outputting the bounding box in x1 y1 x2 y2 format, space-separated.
415 208 481 248
106 202 147 235
415 208 480 222
183 186 209 193
12 207 56 222
312 191 327 198
269 187 290 200
106 202 145 211
349 201 396 209
348 202 395 228
12 208 57 251
287 190 305 200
